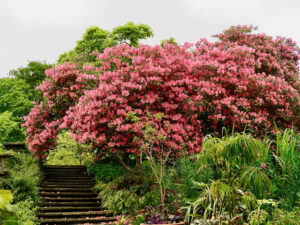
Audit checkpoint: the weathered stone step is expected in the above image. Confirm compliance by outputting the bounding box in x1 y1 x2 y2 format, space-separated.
45 173 87 177
44 180 93 183
39 206 103 212
43 180 94 184
42 197 100 202
43 165 87 169
43 169 86 171
41 201 100 206
41 187 92 192
43 180 94 183
39 165 116 225
42 184 93 188
42 183 94 187
37 210 111 217
39 217 116 224
40 192 97 197
45 176 93 181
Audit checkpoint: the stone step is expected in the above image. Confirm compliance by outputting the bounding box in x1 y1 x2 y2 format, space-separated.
43 180 94 183
37 210 111 218
45 172 87 177
39 165 116 225
44 179 94 183
41 187 92 192
43 165 87 169
42 184 93 188
40 192 97 197
44 176 93 182
41 197 100 202
39 217 116 224
39 206 104 212
44 168 87 172
41 201 101 206
43 180 95 184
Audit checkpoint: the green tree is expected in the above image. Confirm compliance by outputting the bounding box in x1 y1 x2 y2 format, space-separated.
46 131 92 165
58 22 153 64
0 78 33 119
58 27 113 64
9 61 52 90
111 22 153 47
160 37 178 46
0 112 18 150
0 78 34 142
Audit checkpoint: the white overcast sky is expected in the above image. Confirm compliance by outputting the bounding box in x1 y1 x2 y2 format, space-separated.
0 0 300 77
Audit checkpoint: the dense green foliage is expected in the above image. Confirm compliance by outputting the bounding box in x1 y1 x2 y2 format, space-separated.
89 159 161 216
87 157 126 183
9 61 52 90
0 78 34 142
0 152 42 224
57 22 153 64
0 23 299 224
89 129 299 224
111 22 153 47
0 112 19 150
1 61 51 142
46 131 92 165
269 128 300 209
0 78 33 118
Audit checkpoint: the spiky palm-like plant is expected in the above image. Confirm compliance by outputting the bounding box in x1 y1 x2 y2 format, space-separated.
186 132 272 223
272 128 300 209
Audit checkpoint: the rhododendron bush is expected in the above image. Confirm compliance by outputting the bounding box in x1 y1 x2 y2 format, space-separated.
23 26 300 159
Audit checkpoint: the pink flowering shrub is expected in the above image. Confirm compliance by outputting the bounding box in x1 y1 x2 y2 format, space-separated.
24 26 300 159
23 63 98 158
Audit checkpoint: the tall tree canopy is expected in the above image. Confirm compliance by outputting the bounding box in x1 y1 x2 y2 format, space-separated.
0 78 34 142
111 22 154 47
9 61 52 90
0 78 33 119
57 22 153 64
23 25 300 160
0 111 18 148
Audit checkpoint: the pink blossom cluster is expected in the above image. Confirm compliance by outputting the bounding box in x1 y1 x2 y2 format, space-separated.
24 26 300 159
23 63 98 159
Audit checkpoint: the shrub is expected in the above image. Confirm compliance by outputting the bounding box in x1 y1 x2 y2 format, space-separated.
87 158 126 183
0 153 42 204
270 128 300 209
93 175 160 216
24 25 300 161
0 152 41 225
0 112 18 150
46 131 92 165
185 132 272 223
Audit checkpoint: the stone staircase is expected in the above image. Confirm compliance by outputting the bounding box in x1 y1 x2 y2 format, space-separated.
38 165 117 225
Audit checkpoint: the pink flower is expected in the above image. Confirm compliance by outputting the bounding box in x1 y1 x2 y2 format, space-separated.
23 26 300 160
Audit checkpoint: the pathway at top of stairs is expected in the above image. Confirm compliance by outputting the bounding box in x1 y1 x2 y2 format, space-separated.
38 165 117 225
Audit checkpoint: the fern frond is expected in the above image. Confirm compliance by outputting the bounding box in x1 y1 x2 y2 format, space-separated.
240 166 272 199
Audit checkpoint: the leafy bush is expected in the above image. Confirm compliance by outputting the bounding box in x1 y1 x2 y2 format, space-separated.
0 152 42 204
24 25 300 161
269 128 300 209
46 131 92 165
93 174 160 216
185 132 272 224
88 129 299 224
10 200 37 225
168 156 213 203
0 153 40 225
0 190 37 225
0 112 18 150
268 207 300 225
87 157 126 183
